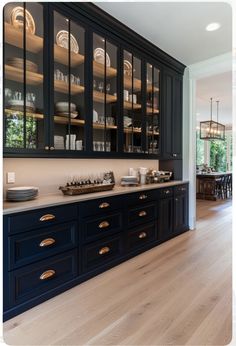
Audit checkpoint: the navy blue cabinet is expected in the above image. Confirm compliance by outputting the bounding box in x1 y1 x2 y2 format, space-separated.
158 184 189 240
3 2 185 160
3 184 189 320
162 69 183 160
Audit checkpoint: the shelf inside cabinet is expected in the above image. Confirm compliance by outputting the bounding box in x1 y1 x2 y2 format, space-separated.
5 109 86 126
146 107 159 114
54 116 85 126
123 101 141 110
93 123 117 130
5 108 44 120
124 77 141 91
4 22 43 53
54 80 84 95
93 91 117 104
5 65 43 85
54 45 84 67
124 127 159 135
93 61 117 78
146 84 160 92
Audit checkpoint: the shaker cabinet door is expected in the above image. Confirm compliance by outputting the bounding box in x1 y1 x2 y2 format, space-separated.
162 69 182 159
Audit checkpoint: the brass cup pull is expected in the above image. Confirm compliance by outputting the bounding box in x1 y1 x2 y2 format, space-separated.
139 232 147 239
50 146 55 150
99 221 110 229
99 202 110 209
39 238 56 247
139 210 147 217
39 214 56 222
39 269 56 280
99 246 110 255
139 194 147 200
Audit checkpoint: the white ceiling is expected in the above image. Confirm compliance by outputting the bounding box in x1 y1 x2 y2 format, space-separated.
196 72 232 126
96 2 232 66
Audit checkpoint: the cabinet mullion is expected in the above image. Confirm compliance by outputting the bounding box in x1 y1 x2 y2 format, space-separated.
44 3 53 149
84 29 93 152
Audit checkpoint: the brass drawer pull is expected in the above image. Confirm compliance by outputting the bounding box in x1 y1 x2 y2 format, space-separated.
99 202 110 209
45 146 49 150
39 269 56 280
39 238 56 247
99 246 110 255
99 221 110 229
139 194 147 200
139 232 147 239
39 214 56 222
50 146 55 150
139 210 147 217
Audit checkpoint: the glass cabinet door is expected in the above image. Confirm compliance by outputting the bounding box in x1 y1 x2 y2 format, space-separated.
4 3 45 150
92 34 118 153
53 11 85 151
146 64 160 154
123 51 142 153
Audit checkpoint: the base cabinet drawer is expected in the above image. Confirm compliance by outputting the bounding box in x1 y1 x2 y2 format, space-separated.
80 196 122 218
126 190 157 206
82 212 122 243
7 205 78 235
127 203 156 227
8 249 78 307
82 235 123 272
126 223 156 252
9 222 78 270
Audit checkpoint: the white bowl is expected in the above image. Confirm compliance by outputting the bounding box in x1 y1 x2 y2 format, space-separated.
55 102 76 112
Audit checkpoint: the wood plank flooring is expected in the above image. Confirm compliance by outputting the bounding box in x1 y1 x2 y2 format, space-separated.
4 199 232 345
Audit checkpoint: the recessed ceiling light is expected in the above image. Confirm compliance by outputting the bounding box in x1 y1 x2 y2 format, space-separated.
205 22 221 31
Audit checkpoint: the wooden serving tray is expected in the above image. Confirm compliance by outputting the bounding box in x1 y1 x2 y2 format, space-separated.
59 183 115 196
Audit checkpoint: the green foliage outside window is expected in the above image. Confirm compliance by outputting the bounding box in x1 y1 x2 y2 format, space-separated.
196 130 204 166
210 140 227 172
5 113 37 149
196 129 232 172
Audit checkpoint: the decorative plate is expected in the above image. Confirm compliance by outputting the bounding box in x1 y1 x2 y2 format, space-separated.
56 30 79 54
94 48 111 67
124 60 132 76
10 7 35 35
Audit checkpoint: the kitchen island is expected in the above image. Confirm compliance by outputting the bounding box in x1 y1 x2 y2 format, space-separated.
196 172 232 200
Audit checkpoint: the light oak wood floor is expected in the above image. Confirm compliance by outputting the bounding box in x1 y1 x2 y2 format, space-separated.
4 199 232 345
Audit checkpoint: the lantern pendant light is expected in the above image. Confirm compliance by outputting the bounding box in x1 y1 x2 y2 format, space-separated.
200 98 225 140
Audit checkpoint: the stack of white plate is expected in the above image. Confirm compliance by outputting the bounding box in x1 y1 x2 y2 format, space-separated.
54 136 64 149
120 176 138 186
7 186 39 202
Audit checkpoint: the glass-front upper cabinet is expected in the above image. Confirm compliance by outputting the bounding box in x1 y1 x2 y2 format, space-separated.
123 51 143 153
53 11 85 151
146 63 160 155
92 34 118 153
4 3 45 150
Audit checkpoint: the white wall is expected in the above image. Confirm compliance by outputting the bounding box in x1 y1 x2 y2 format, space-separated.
3 158 159 196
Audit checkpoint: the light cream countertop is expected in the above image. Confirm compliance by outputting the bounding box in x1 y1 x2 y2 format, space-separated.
3 180 188 215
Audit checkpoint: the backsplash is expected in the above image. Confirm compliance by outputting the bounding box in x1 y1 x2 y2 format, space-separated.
3 158 159 195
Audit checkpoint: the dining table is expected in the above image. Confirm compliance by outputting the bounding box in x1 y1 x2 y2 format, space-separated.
196 172 232 200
